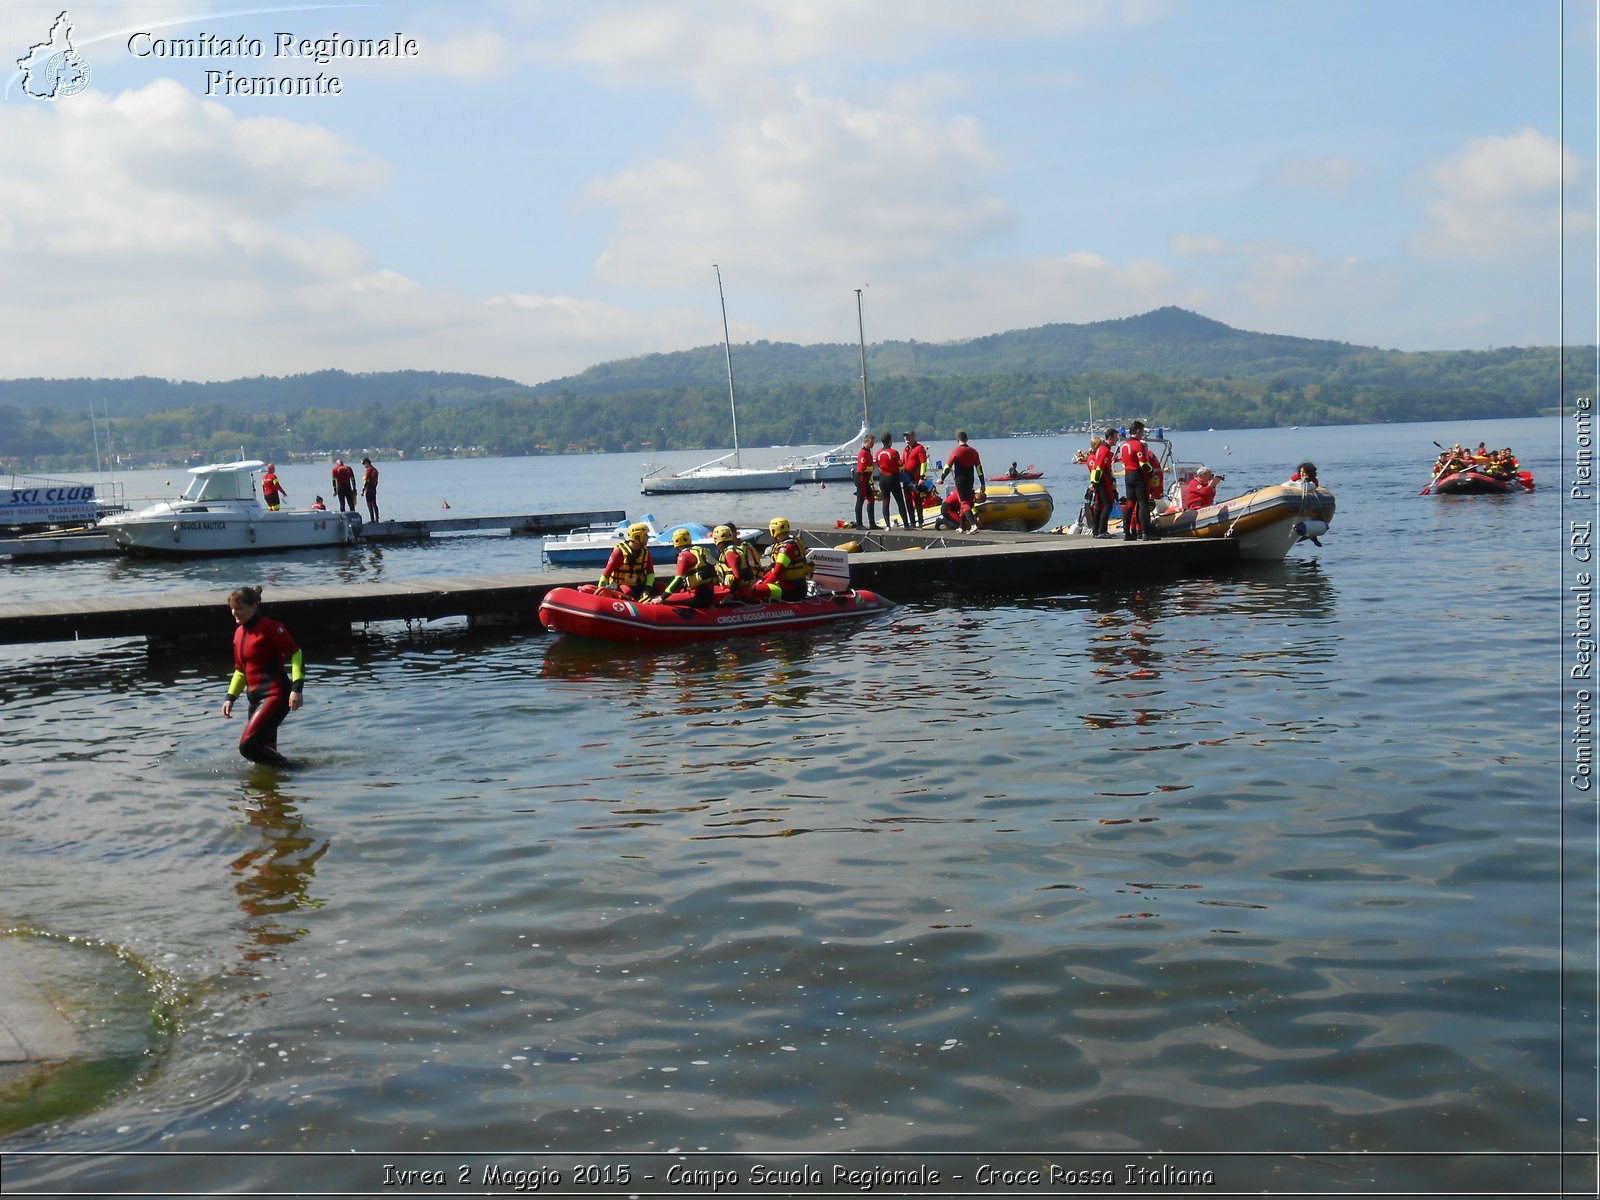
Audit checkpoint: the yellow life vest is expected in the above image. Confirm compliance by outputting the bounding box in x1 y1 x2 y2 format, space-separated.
601 539 654 590
666 545 716 592
769 534 813 584
718 541 762 587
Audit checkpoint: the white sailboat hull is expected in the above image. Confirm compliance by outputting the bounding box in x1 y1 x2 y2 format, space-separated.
641 466 795 495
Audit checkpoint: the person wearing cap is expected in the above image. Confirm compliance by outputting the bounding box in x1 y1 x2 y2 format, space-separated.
660 527 718 608
598 522 657 600
901 430 930 528
1182 466 1220 510
852 432 878 529
260 463 286 511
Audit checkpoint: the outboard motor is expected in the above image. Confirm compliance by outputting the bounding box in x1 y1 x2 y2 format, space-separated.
1293 519 1328 547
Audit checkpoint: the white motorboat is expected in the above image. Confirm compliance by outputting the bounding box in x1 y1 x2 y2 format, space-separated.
640 267 797 496
99 460 361 556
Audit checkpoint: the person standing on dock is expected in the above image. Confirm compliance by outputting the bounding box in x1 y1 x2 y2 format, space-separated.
1119 421 1159 540
852 432 878 529
938 431 986 532
360 457 380 522
331 459 357 512
1086 430 1117 538
901 430 930 528
261 464 286 512
876 432 910 528
221 586 303 769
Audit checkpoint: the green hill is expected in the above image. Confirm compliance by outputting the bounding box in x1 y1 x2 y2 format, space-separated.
0 308 1584 469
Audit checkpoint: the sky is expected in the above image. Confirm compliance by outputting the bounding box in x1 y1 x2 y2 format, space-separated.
2 0 1596 386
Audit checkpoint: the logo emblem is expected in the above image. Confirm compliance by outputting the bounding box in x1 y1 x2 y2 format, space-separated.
17 11 91 101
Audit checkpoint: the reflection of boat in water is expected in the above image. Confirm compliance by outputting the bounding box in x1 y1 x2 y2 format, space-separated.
641 267 797 496
1123 436 1334 560
99 460 361 556
543 515 758 568
539 584 893 646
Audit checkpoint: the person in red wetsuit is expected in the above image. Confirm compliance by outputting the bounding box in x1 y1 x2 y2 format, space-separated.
1118 421 1159 540
221 585 304 768
260 464 286 511
901 430 930 528
875 432 909 528
360 457 380 522
331 459 357 512
660 527 718 608
937 430 986 532
1182 466 1220 510
852 432 877 529
1087 429 1118 537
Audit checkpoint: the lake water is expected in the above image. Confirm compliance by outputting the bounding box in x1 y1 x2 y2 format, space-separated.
1 416 1594 1196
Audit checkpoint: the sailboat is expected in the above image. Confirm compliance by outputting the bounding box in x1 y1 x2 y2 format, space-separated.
781 287 873 484
640 266 797 496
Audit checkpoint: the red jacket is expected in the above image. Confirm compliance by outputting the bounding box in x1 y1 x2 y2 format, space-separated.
875 446 902 479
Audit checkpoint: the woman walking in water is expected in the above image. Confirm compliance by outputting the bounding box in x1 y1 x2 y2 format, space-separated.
221 585 304 768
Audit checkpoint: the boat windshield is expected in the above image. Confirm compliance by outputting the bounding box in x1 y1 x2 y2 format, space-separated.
182 469 256 503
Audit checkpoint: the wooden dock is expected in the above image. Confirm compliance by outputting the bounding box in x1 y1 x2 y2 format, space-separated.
0 510 625 560
0 528 1239 648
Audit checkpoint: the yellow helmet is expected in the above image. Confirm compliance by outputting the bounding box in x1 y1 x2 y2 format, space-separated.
712 524 735 545
768 517 790 539
671 527 693 549
627 522 650 544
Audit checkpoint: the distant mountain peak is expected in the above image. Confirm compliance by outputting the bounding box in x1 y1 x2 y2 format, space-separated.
1102 307 1239 338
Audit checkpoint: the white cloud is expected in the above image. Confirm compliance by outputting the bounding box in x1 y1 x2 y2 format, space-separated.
1411 128 1590 260
0 80 673 382
585 83 1010 291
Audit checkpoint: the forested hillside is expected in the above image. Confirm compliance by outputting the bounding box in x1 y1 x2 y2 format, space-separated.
1 308 1583 470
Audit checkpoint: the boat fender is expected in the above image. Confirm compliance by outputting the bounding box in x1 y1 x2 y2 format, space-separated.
835 540 861 553
171 522 181 544
1294 519 1328 546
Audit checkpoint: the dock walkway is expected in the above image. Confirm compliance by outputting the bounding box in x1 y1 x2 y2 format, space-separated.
0 510 626 560
0 528 1237 648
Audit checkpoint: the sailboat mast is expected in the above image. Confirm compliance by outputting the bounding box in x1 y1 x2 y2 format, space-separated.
715 264 741 467
855 288 871 430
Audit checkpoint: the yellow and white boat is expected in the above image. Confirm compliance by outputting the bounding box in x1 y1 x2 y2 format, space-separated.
973 482 1054 531
1105 435 1334 559
1148 480 1335 559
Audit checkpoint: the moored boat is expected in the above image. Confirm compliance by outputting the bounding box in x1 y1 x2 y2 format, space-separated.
1107 435 1334 559
543 515 758 568
1149 480 1336 559
539 584 893 645
98 460 361 556
640 267 797 496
